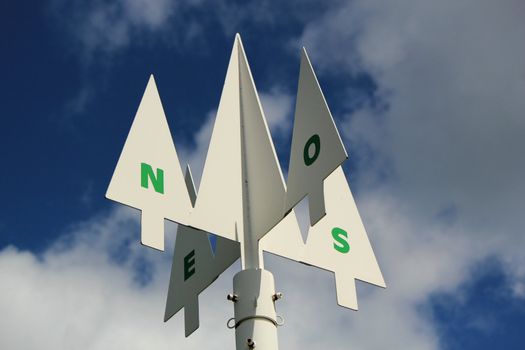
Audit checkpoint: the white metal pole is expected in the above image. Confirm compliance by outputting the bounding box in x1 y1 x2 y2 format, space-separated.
229 269 280 350
232 40 281 349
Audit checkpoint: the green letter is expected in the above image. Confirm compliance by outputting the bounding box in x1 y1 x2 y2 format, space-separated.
304 134 321 166
332 227 350 254
184 250 196 281
141 163 164 194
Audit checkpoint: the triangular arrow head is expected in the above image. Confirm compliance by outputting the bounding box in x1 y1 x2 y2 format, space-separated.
302 167 385 310
165 166 240 336
285 48 348 226
191 34 288 267
106 75 191 251
190 36 243 242
237 37 289 241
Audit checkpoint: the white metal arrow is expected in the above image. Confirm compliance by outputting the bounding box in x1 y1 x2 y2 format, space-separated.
285 48 348 226
190 35 293 269
106 75 192 251
165 166 239 337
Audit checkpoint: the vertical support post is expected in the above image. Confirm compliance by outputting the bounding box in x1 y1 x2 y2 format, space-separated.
234 34 280 350
232 269 279 350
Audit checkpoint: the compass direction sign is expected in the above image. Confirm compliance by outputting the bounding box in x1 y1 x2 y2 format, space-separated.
106 34 385 350
285 48 348 226
165 166 239 337
106 76 192 251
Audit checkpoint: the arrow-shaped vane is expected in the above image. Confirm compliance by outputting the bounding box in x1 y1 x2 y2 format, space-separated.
106 76 192 251
165 166 240 336
284 48 348 226
189 35 296 268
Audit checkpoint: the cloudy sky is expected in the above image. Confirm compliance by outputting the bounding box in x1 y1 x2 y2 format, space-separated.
1 0 525 349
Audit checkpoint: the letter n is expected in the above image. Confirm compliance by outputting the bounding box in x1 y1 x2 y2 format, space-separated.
141 163 164 194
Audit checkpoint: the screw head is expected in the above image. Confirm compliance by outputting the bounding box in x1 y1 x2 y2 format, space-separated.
227 293 239 302
247 338 256 349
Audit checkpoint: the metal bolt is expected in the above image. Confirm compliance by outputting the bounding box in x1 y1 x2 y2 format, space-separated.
247 338 256 349
272 292 283 301
227 293 238 302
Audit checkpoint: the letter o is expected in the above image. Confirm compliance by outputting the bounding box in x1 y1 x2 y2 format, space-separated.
303 134 321 166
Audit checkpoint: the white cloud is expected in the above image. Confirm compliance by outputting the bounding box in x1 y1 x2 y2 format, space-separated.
178 110 216 188
260 88 294 137
299 0 525 278
513 282 525 298
49 0 281 62
0 198 463 350
49 0 327 62
294 0 525 346
49 0 194 60
0 207 237 349
301 0 525 228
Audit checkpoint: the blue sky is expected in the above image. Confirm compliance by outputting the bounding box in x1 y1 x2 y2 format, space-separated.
1 0 525 349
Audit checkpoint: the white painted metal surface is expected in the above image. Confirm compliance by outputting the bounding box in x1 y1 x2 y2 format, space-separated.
106 75 191 251
259 210 304 263
165 166 240 336
302 167 385 309
237 36 288 252
261 166 385 309
285 48 348 226
189 39 243 243
190 35 289 268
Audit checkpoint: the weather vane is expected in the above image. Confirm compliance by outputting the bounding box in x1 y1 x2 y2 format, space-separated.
106 33 385 350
